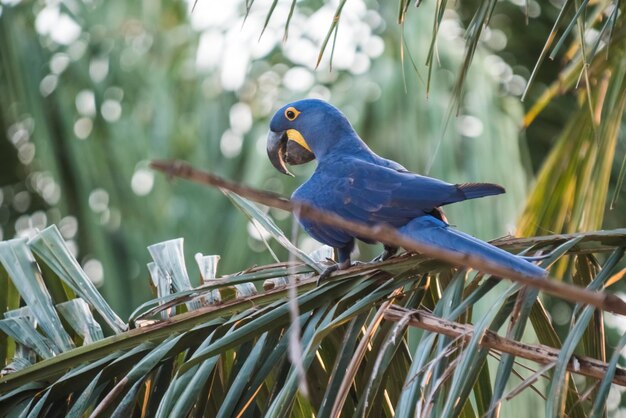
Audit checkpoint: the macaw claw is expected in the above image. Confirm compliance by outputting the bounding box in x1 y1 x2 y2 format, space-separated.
317 264 339 285
316 259 352 285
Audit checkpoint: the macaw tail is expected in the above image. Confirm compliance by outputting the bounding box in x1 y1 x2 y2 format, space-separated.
398 216 547 278
456 182 506 200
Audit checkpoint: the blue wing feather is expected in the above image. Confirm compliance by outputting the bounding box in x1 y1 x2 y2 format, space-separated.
291 157 507 252
310 159 504 227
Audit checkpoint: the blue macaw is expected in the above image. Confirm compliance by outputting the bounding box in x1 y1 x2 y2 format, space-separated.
266 99 546 279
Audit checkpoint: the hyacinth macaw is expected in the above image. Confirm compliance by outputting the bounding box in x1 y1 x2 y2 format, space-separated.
266 98 546 279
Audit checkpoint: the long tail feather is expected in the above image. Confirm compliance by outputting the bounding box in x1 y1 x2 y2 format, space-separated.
456 182 506 200
399 216 547 278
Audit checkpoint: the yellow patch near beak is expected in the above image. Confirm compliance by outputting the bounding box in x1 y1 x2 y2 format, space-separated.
286 129 312 153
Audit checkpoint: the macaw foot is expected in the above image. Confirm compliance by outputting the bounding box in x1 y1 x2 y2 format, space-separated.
317 259 352 285
373 245 399 263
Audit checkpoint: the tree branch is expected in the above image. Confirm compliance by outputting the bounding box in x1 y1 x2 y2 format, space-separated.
150 160 626 315
491 229 626 254
384 305 626 386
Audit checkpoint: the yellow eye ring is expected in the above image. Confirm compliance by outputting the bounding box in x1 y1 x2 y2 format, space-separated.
284 107 300 121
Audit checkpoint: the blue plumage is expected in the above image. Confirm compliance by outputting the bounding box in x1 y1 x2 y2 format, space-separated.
398 217 547 278
266 99 546 278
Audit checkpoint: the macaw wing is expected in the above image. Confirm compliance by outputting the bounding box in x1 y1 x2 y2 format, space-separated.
333 160 505 227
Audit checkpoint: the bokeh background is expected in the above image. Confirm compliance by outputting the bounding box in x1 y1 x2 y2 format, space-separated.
1 0 625 393
2 0 626 415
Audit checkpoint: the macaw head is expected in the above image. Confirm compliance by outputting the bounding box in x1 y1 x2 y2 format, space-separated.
266 98 354 176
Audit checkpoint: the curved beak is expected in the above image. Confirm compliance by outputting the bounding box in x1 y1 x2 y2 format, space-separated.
266 130 315 176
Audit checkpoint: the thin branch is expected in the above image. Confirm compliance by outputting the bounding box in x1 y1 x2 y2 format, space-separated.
150 160 626 316
505 362 554 400
491 230 626 253
384 306 626 387
487 351 548 400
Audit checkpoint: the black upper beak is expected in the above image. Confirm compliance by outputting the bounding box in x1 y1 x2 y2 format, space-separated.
266 130 315 176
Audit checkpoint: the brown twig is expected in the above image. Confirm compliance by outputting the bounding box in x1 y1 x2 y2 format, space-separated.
150 160 626 315
491 229 626 253
384 306 626 386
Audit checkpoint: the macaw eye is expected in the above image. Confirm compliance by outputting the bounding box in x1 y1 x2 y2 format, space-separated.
284 107 300 121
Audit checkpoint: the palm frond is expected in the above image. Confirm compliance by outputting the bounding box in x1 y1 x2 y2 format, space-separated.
1 174 626 417
518 55 626 237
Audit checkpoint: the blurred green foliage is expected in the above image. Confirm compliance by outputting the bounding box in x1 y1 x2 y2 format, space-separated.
0 0 531 317
1 0 626 416
0 0 623 318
